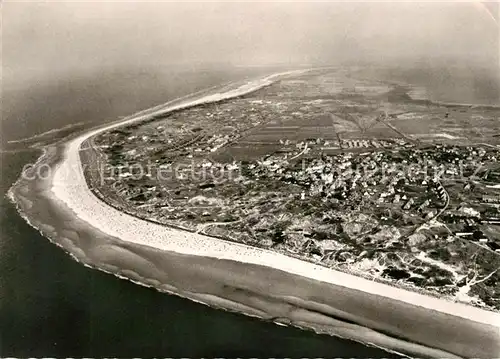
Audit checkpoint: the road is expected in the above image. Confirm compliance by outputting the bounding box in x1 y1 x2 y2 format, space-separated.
408 180 450 234
289 143 309 161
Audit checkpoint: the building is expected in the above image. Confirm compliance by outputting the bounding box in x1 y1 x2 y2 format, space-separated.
487 241 500 251
455 232 473 237
482 195 500 204
403 198 415 210
436 185 447 201
417 199 431 212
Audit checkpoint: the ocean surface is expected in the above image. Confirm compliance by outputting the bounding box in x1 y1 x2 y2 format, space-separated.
0 66 405 357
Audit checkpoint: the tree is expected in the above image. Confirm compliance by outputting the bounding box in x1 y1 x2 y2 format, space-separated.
270 220 290 245
428 247 451 262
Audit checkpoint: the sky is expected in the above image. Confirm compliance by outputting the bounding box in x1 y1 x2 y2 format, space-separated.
2 1 499 79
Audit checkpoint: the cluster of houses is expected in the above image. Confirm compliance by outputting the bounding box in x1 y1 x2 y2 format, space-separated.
341 139 397 149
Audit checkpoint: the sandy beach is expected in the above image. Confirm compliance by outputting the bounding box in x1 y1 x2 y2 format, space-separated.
10 70 500 358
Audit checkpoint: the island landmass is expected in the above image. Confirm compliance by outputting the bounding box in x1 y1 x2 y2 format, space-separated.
8 68 500 358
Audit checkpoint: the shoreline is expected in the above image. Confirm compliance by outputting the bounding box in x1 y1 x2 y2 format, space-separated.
380 79 500 109
407 86 500 109
8 69 500 358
